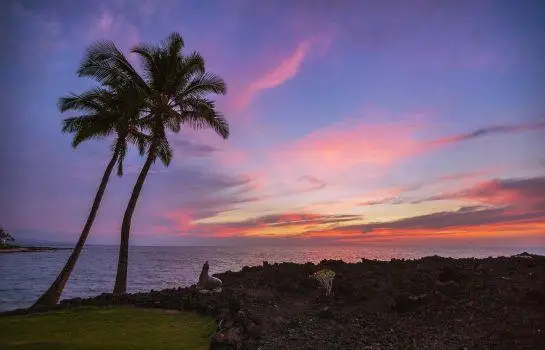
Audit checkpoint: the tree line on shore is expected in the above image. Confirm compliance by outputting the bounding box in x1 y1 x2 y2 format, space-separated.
33 32 229 306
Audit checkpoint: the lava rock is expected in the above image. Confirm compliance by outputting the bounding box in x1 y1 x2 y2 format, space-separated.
436 280 462 296
438 266 462 283
391 292 427 312
247 322 263 338
318 306 334 319
526 288 545 305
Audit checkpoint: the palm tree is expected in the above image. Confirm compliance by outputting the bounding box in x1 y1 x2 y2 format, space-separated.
76 32 229 295
33 82 146 307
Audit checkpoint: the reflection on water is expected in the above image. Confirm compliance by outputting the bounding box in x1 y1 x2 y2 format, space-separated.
1 245 543 311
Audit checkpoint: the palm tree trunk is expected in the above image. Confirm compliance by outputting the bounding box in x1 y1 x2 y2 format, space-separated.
113 150 154 295
32 149 120 307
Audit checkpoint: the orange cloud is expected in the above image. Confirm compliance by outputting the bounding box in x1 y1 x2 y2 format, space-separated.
343 220 545 244
164 212 362 238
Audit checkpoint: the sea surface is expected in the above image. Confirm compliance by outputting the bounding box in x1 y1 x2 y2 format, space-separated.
1 245 544 312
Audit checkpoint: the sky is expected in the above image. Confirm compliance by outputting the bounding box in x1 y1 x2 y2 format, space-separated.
1 0 544 247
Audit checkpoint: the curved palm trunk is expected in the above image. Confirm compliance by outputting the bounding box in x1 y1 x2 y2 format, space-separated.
32 149 120 307
113 150 154 295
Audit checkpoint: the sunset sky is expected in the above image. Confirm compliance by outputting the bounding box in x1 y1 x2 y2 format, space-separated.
2 0 544 246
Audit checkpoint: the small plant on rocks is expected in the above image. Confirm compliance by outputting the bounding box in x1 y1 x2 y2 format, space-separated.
310 269 336 296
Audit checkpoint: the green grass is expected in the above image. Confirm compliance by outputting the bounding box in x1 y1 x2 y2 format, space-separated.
0 307 215 349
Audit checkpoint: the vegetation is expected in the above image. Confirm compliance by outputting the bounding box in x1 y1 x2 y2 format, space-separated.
310 269 336 296
0 245 21 250
76 32 228 295
33 71 147 307
0 307 214 349
0 226 14 246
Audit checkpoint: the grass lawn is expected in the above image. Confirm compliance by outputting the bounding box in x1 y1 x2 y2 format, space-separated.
0 307 215 349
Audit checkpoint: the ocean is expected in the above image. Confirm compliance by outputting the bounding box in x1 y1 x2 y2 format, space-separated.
1 245 544 312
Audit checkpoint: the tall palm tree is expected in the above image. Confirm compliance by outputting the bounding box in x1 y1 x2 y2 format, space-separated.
77 32 229 295
33 83 146 307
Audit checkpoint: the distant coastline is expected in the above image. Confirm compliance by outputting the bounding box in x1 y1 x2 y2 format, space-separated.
0 245 70 253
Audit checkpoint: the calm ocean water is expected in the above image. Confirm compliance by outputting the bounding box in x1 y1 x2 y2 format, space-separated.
1 245 544 312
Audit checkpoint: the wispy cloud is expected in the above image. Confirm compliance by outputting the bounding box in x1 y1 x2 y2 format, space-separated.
297 175 327 192
358 168 502 206
172 139 219 157
84 7 139 52
428 122 545 147
232 39 313 109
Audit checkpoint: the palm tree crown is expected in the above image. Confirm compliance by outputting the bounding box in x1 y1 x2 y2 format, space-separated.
60 85 147 175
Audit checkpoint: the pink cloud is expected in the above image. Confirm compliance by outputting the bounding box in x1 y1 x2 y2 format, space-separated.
262 116 543 190
164 210 196 232
250 41 311 90
407 176 545 210
463 177 545 209
271 121 422 179
231 39 314 110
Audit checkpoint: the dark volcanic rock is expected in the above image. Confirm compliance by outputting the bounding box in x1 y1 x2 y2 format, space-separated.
435 280 461 296
526 288 545 305
318 306 334 319
391 292 428 312
437 266 462 283
246 323 262 338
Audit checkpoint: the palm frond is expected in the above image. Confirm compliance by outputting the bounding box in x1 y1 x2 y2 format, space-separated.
155 138 173 166
178 98 229 139
131 44 159 86
58 88 109 113
181 52 205 76
170 51 205 94
78 40 147 92
62 114 114 134
165 32 185 56
127 128 151 156
71 126 115 148
181 72 227 98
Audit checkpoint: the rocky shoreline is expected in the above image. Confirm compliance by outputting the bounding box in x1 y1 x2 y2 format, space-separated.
2 253 545 349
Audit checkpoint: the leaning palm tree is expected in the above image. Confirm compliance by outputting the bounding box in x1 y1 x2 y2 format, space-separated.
77 32 229 294
33 84 146 307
